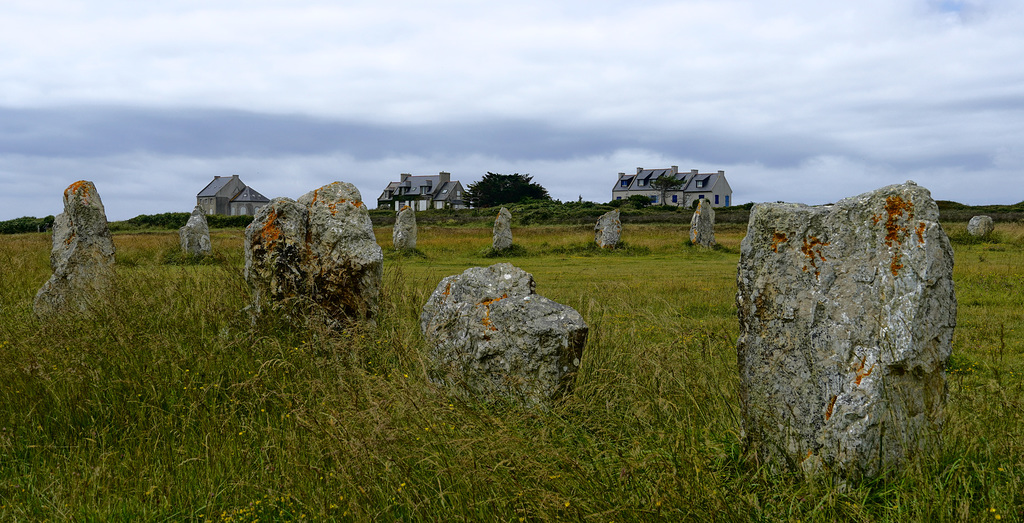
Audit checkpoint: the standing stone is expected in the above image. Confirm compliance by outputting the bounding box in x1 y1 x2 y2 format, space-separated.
179 205 212 256
34 181 116 316
393 205 417 250
595 209 621 248
690 198 716 247
244 181 383 323
421 263 588 408
492 207 513 250
736 181 956 479
967 215 994 237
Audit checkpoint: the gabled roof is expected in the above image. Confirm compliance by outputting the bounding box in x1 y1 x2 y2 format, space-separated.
432 181 463 200
231 186 269 203
197 176 234 197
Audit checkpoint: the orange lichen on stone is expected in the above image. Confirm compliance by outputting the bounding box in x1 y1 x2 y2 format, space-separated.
800 236 830 277
915 222 926 244
64 231 76 245
259 208 282 246
875 195 915 276
825 395 837 421
65 180 91 203
442 282 451 296
854 357 876 386
771 232 788 252
479 293 509 331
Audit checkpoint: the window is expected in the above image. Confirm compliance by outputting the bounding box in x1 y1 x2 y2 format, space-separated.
671 195 677 203
621 180 629 187
725 195 730 206
650 195 658 203
696 180 705 188
715 194 719 205
616 196 622 200
699 194 704 199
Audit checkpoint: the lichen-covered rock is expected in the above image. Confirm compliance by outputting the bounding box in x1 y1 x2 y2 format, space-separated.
34 181 116 316
736 181 955 479
179 205 212 256
492 207 513 250
393 205 417 250
421 263 588 407
967 215 994 237
595 209 621 248
244 182 383 323
690 199 716 247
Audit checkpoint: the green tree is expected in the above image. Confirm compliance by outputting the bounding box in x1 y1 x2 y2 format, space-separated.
626 194 652 208
464 172 551 208
651 174 685 206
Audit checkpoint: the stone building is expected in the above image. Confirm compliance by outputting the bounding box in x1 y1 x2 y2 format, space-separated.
612 166 733 207
377 172 467 211
197 175 270 216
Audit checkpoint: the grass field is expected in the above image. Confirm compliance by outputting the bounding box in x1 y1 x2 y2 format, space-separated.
1 221 1022 521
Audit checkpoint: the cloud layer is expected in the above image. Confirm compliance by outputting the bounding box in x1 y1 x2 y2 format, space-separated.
2 0 1022 219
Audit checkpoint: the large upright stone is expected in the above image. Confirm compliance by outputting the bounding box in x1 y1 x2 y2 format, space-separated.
420 263 588 407
967 215 994 237
595 209 621 248
690 198 716 247
736 181 956 479
393 205 417 250
244 181 383 323
179 205 212 256
492 207 513 250
34 181 116 316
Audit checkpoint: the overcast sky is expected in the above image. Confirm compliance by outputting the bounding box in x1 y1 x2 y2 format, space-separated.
2 0 1022 220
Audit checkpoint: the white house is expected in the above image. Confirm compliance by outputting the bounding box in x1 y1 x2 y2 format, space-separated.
611 166 733 207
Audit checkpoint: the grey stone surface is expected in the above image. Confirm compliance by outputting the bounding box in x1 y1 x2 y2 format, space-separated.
492 207 513 250
967 215 994 237
736 181 956 479
595 209 621 248
34 181 116 316
393 205 417 250
420 263 588 408
244 181 383 323
179 205 212 256
690 198 716 247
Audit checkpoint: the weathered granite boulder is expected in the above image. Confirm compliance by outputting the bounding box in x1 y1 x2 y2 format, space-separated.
736 181 956 479
690 198 716 247
244 181 383 323
179 205 212 256
34 181 116 316
967 215 994 237
492 207 513 250
420 263 588 407
393 205 417 250
595 209 621 248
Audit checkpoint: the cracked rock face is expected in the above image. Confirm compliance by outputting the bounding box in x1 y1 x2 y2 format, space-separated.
179 205 212 256
492 207 513 250
736 181 956 479
420 263 588 408
34 181 116 316
244 181 383 323
690 199 716 247
967 215 993 237
595 209 621 248
393 206 417 250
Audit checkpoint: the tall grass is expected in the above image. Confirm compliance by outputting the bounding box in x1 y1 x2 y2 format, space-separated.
0 222 1022 520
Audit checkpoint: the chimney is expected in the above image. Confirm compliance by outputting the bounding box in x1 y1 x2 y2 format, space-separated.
636 167 643 174
718 170 725 174
231 174 240 180
618 172 625 177
401 173 411 182
691 169 698 174
671 166 678 174
439 171 450 183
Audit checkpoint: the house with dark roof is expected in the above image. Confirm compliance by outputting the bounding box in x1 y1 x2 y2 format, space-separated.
197 175 270 216
377 172 467 211
612 166 733 207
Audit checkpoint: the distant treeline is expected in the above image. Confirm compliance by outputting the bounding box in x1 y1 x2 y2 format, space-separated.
3 199 1022 234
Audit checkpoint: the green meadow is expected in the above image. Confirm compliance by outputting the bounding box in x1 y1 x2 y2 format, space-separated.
1 221 1022 521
